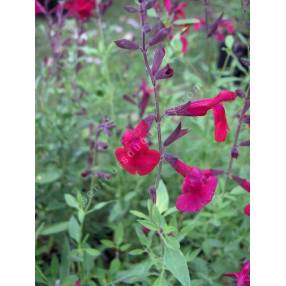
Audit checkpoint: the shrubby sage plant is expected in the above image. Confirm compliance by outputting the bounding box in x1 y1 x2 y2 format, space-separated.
114 0 243 214
114 0 249 284
36 0 249 285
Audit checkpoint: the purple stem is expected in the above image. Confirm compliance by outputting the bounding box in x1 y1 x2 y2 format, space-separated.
225 88 250 188
139 3 163 189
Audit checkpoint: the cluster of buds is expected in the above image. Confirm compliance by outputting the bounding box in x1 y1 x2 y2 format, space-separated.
81 118 115 179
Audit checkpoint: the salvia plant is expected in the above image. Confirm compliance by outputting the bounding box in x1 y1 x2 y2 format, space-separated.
113 0 249 285
36 0 249 285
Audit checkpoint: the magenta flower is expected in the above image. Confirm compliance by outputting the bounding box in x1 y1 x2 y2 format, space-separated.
165 90 237 142
115 115 160 176
193 17 206 31
35 0 46 15
224 260 250 286
64 0 96 21
193 17 235 42
232 175 250 217
180 35 188 54
244 203 250 216
163 0 172 14
75 280 81 286
232 175 250 192
214 19 235 42
165 154 218 213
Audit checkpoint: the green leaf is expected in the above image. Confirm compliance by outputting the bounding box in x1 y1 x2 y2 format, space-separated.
51 254 59 279
164 246 191 286
87 201 112 214
130 210 149 219
61 275 78 286
77 209 85 224
110 258 121 273
35 265 49 285
68 216 81 242
129 249 145 255
147 8 157 18
101 239 115 248
40 222 68 236
174 18 200 26
156 180 169 213
164 236 180 250
225 35 234 49
114 223 124 246
162 225 177 235
64 194 79 209
120 243 131 251
153 276 168 286
116 261 153 284
84 248 100 257
135 226 149 246
36 169 62 185
138 220 158 231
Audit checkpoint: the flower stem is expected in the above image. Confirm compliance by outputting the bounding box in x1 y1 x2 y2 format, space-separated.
224 87 250 190
139 4 163 189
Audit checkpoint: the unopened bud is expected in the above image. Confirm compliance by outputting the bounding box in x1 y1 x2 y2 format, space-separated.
231 146 239 159
148 186 157 204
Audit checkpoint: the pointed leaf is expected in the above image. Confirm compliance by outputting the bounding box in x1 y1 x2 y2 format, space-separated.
156 180 169 213
164 246 191 286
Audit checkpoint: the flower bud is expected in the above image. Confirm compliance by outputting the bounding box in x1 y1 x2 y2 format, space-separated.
148 185 157 204
155 64 174 80
240 140 250 147
97 141 108 150
148 27 171 46
235 89 245 98
124 5 139 13
231 146 239 159
164 122 189 147
114 39 139 50
81 170 92 178
145 0 156 9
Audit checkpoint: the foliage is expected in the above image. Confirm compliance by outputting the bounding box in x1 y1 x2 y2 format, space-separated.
36 0 250 285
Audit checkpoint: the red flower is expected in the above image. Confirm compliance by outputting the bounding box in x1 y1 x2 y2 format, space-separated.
64 0 96 21
35 0 45 15
165 90 236 142
193 17 206 31
75 280 81 286
224 260 250 286
244 203 250 216
180 35 188 54
193 17 235 42
173 2 187 20
164 0 172 15
115 115 160 176
232 175 250 217
232 175 250 192
165 154 218 212
163 1 189 55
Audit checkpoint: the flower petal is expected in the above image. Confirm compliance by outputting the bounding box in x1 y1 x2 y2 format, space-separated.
164 0 172 14
212 103 229 142
244 204 250 216
176 175 217 212
133 149 160 176
164 154 192 177
180 35 188 54
115 147 137 174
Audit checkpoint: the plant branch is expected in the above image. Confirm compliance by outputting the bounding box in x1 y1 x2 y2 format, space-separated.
224 87 250 189
139 4 163 189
